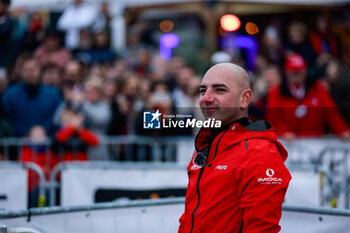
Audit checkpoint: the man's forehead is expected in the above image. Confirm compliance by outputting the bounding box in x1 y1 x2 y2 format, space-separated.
201 64 249 90
200 72 235 87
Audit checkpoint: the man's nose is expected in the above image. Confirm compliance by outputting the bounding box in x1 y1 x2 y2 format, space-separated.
200 90 214 103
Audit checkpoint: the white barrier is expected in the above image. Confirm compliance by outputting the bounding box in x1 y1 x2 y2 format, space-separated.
0 163 27 210
58 162 326 208
0 198 184 233
284 170 320 206
1 198 350 233
59 162 188 206
281 205 350 233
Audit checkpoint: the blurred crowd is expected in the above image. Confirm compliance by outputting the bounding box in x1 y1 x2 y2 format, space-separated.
0 0 350 146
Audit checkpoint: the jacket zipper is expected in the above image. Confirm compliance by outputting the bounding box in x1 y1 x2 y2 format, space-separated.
189 166 205 233
189 130 227 233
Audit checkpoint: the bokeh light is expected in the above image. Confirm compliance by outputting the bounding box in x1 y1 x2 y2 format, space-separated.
245 22 259 35
160 33 179 48
159 20 174 33
220 14 241 32
160 33 180 60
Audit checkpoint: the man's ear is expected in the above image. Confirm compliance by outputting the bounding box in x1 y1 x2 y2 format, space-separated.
240 89 252 109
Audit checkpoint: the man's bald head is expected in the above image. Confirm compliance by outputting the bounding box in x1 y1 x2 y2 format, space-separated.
205 63 250 91
199 63 252 125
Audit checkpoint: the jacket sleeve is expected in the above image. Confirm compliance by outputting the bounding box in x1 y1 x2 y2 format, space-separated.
78 128 99 146
56 125 76 143
237 140 291 233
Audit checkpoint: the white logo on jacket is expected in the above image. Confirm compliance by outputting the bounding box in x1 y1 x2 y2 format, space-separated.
266 169 274 177
215 165 228 170
258 168 282 184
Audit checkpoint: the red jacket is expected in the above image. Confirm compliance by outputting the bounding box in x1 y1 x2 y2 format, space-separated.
178 119 291 233
20 145 59 192
265 81 349 136
55 125 99 161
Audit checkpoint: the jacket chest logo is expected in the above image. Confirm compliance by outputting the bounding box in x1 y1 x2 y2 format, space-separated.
215 165 228 170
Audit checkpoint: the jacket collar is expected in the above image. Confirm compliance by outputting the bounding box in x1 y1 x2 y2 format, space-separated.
194 117 249 152
195 118 288 162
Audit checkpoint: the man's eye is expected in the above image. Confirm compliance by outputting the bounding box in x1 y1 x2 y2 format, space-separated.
215 88 226 93
199 89 206 94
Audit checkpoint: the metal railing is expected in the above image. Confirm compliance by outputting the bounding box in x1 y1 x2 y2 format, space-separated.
1 198 350 233
1 136 350 209
2 195 350 218
317 146 350 208
0 136 194 162
0 162 46 208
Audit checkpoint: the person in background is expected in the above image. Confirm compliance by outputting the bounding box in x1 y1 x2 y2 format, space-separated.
172 66 196 116
2 56 62 136
0 66 13 144
309 15 340 59
321 58 350 125
81 76 111 160
135 81 178 136
0 112 14 160
21 12 45 52
19 125 58 207
41 63 63 89
119 75 140 134
54 107 99 161
165 55 185 91
250 65 282 119
8 52 31 84
0 67 7 116
105 78 127 135
93 1 111 34
61 59 87 107
284 21 316 66
84 30 115 65
260 25 285 66
109 59 132 80
57 0 98 50
185 75 202 135
0 68 16 160
63 59 86 85
265 53 350 141
34 30 72 69
178 63 291 233
0 0 14 68
133 47 151 77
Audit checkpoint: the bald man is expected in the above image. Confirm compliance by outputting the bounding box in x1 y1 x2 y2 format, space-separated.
178 63 291 233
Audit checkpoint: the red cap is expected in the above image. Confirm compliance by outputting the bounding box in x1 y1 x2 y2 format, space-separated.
284 54 307 72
